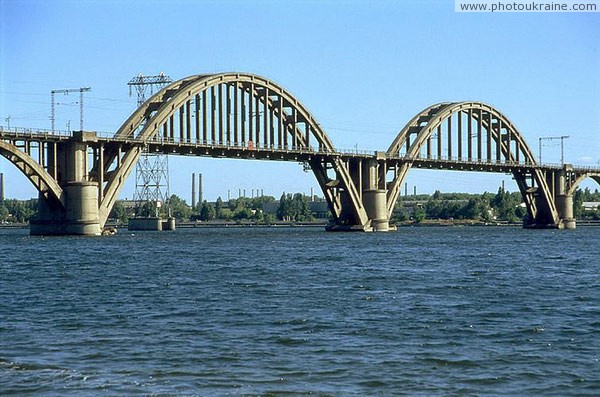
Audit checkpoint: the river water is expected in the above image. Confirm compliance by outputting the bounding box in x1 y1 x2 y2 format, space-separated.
1 226 599 396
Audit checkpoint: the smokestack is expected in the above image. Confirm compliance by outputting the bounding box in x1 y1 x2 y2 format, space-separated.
310 187 314 201
0 173 4 201
192 173 196 209
414 185 417 197
198 173 203 204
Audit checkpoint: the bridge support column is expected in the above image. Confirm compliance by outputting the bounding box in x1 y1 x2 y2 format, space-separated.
362 157 390 231
30 131 101 236
555 165 576 230
556 194 575 230
30 193 67 235
63 181 101 235
363 189 389 231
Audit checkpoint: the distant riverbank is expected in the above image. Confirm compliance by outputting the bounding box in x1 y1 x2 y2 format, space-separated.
3 219 600 231
174 220 329 228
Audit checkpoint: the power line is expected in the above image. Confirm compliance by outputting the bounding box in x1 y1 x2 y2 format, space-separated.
50 87 91 132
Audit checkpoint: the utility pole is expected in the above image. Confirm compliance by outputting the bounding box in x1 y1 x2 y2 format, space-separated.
4 115 10 129
539 135 570 165
51 87 91 132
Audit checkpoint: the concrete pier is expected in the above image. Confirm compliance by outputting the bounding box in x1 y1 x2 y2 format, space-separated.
128 217 176 231
555 165 576 230
556 194 576 229
361 156 390 231
363 189 389 231
64 181 101 235
30 131 101 236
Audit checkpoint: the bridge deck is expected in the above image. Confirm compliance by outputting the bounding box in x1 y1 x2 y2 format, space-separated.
2 127 599 174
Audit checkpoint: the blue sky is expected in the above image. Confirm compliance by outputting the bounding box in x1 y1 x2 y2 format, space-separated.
1 0 599 201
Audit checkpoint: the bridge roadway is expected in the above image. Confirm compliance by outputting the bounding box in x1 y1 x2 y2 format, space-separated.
1 72 599 235
4 126 595 173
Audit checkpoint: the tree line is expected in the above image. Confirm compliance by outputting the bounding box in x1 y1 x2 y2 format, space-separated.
574 187 600 219
109 192 315 224
392 187 600 224
2 187 600 225
0 199 37 223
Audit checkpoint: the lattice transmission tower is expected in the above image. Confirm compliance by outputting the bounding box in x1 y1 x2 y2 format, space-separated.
127 73 173 217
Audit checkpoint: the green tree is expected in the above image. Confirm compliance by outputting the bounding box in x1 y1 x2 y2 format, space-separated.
413 206 426 223
135 201 157 217
168 194 192 220
277 193 292 221
0 204 9 222
215 197 224 218
574 189 584 219
233 206 253 220
219 208 234 220
460 198 481 220
3 199 36 223
291 193 313 221
199 200 215 221
109 201 128 224
262 212 275 225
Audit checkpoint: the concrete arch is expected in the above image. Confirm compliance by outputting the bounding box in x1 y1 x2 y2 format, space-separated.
567 174 600 196
387 102 537 162
0 141 64 207
114 73 336 150
385 102 559 226
98 73 368 229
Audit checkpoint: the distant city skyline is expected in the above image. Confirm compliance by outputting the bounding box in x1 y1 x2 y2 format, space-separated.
1 0 598 201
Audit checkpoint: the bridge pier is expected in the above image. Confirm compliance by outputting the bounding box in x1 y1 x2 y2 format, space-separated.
361 156 390 232
363 189 389 231
555 165 576 230
556 194 575 229
30 131 102 236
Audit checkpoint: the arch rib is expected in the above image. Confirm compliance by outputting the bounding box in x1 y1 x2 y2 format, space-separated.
98 73 368 229
385 101 559 226
0 141 65 207
567 173 600 196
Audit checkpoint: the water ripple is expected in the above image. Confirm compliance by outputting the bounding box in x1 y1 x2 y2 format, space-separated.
2 227 600 395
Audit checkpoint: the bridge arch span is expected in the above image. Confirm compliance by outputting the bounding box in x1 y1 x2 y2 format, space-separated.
99 73 368 229
385 102 560 227
0 140 64 207
567 174 600 196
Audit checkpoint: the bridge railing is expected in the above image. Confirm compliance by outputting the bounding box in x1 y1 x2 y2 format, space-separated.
391 154 600 172
402 154 538 167
0 126 73 140
141 137 336 157
2 126 599 173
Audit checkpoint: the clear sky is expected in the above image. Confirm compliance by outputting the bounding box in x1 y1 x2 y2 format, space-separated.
1 0 599 202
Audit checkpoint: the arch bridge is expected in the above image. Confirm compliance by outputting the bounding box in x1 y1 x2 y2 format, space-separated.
1 73 598 235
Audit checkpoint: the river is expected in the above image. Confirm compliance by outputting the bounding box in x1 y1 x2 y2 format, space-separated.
1 226 599 395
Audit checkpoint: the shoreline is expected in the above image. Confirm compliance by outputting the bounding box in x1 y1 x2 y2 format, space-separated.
3 220 600 230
